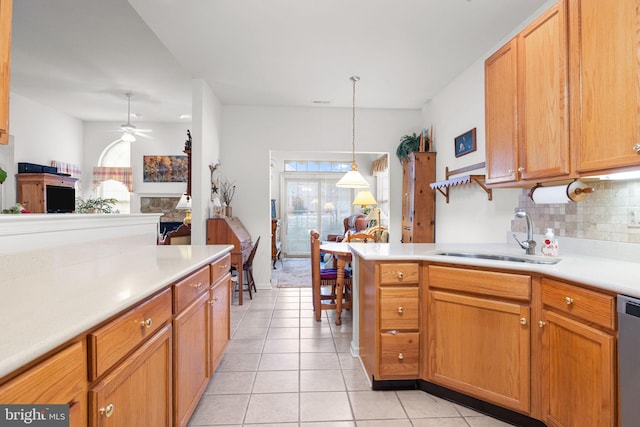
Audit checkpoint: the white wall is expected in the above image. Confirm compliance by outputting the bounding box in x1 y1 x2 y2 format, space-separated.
222 105 421 288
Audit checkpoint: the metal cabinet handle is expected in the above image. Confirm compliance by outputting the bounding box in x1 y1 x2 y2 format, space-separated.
517 167 525 172
219 264 228 269
633 143 640 152
507 169 514 173
398 353 404 360
539 321 546 328
397 272 404 279
565 296 574 305
210 297 219 305
191 282 203 289
140 318 152 328
520 317 527 325
397 306 404 314
99 404 115 418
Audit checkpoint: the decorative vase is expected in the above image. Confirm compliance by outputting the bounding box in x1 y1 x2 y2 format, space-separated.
224 206 232 217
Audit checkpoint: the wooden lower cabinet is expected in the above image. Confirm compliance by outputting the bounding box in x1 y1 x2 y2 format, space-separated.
210 274 231 373
0 341 87 427
89 325 172 427
540 278 616 426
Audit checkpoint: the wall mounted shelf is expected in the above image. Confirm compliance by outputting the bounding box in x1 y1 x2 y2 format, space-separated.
429 162 492 203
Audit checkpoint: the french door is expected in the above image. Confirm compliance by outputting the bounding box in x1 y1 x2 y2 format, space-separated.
282 174 353 256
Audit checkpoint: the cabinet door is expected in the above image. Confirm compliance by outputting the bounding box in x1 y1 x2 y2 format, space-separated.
485 39 519 185
518 1 570 181
570 0 640 173
401 157 414 242
0 0 11 146
89 325 172 427
427 290 530 414
210 275 230 374
174 291 210 427
541 310 615 427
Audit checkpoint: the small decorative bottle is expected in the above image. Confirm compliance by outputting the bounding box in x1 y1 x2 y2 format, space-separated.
541 228 559 257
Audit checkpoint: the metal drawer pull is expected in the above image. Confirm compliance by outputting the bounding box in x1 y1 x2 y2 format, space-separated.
397 272 404 279
517 167 525 172
565 296 574 305
99 404 114 417
397 306 404 314
520 317 527 325
398 353 404 360
210 297 219 304
219 264 228 269
140 318 152 328
191 282 203 289
633 143 640 152
539 321 546 328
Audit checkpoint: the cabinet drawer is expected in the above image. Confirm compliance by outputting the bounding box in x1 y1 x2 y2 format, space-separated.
542 278 615 329
210 254 231 285
89 288 172 380
428 265 530 301
174 265 210 313
379 263 419 285
380 287 419 330
379 332 419 378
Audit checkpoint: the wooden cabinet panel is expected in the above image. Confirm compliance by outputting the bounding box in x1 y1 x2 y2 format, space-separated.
518 1 570 181
427 290 530 414
379 287 419 330
570 0 640 174
0 341 86 427
0 0 11 146
89 325 172 427
89 288 172 380
173 265 210 313
485 39 519 185
379 332 419 379
400 152 435 243
428 265 530 301
379 263 419 285
210 275 230 373
16 173 78 213
541 309 615 426
174 291 210 427
541 278 615 329
210 253 231 285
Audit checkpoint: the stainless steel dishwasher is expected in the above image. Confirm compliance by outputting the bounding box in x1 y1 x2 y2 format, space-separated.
618 294 640 426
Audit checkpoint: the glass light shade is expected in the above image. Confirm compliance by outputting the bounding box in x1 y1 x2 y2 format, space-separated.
176 193 192 210
337 166 370 188
121 131 136 142
352 190 377 208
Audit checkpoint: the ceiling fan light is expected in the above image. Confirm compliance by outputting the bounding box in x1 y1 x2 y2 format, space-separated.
121 131 136 142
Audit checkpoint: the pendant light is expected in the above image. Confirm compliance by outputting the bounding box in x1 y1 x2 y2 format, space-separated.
336 76 370 188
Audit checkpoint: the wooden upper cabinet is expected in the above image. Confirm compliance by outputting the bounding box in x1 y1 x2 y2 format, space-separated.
518 1 570 181
0 0 12 146
486 1 570 185
570 0 640 174
485 39 519 185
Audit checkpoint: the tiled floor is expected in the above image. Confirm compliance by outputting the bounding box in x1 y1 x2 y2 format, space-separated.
188 286 515 426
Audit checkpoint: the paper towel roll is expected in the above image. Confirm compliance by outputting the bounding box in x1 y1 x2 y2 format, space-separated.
531 181 594 204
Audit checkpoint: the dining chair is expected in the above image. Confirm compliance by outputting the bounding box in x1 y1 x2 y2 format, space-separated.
160 223 191 245
346 231 377 243
310 229 352 321
232 236 260 300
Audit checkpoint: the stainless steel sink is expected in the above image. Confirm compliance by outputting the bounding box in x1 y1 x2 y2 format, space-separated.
435 251 561 265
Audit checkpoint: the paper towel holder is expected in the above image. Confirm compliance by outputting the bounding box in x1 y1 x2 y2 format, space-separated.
528 180 594 203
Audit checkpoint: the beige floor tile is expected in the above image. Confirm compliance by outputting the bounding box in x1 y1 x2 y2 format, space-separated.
300 317 330 328
338 353 361 370
301 422 354 427
205 371 255 394
217 353 261 372
276 302 301 310
243 309 274 319
395 390 460 418
188 394 250 425
267 327 300 339
276 296 301 303
262 338 300 353
465 416 517 426
252 370 299 393
236 317 273 328
244 392 299 424
224 339 264 354
300 327 334 339
233 326 268 340
274 309 302 318
334 338 353 353
300 369 345 392
259 353 300 371
249 302 276 310
341 369 370 391
300 352 340 370
300 391 353 422
411 418 469 427
348 390 407 420
301 338 336 353
356 420 413 426
270 317 300 328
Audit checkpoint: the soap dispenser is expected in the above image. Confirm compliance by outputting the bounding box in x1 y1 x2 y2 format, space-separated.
541 228 559 257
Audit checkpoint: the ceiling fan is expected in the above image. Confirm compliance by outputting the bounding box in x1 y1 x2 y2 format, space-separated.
113 93 152 142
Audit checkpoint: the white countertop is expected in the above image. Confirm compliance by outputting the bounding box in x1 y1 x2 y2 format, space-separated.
0 242 233 380
349 241 640 298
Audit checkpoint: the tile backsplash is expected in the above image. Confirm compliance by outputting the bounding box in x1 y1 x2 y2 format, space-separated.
512 180 640 244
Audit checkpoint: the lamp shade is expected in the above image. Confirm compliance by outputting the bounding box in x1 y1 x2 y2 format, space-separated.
352 190 377 208
176 193 192 210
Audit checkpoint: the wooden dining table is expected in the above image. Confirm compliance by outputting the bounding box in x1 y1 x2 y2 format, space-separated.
319 241 352 325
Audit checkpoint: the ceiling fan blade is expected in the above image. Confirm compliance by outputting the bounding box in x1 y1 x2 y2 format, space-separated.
134 128 152 133
136 132 152 139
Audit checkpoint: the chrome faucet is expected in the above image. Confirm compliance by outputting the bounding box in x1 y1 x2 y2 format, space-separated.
513 208 536 255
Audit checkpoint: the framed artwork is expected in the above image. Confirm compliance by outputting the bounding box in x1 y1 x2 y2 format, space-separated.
454 128 477 158
143 155 188 182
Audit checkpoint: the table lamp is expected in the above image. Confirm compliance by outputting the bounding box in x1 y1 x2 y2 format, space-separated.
176 193 192 225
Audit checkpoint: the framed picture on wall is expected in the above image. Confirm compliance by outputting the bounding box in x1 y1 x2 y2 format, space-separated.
454 128 477 157
143 155 188 182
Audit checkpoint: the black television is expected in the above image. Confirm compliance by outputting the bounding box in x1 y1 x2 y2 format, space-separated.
46 185 75 213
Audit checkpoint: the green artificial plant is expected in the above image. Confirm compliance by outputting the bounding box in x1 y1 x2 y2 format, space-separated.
396 133 421 163
75 197 119 214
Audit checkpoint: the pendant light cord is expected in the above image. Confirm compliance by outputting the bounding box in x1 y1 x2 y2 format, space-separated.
351 76 360 169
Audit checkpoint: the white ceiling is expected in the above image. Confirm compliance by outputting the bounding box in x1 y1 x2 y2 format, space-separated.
10 0 547 123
